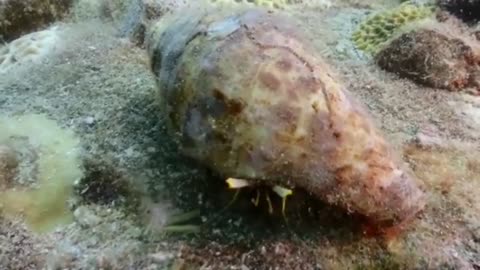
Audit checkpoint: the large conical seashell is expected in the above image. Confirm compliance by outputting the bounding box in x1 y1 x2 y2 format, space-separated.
147 6 426 228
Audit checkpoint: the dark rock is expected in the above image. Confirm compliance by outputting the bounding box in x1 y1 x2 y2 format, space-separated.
0 0 73 42
437 0 480 24
376 26 480 93
116 0 189 47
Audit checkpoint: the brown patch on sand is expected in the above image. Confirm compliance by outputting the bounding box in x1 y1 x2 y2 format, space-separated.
403 142 480 233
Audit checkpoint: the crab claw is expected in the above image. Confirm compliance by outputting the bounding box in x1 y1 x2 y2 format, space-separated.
226 177 251 189
266 192 274 214
162 209 201 234
224 177 252 210
272 185 293 217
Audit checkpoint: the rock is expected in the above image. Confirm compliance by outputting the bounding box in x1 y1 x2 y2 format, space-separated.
375 25 480 93
0 26 64 74
116 0 190 46
70 0 110 21
437 0 480 24
83 116 96 126
0 0 72 42
73 206 101 227
117 0 332 48
147 251 174 264
143 0 188 20
413 124 444 147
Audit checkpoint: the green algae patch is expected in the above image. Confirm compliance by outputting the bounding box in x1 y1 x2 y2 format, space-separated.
0 114 83 233
352 1 435 54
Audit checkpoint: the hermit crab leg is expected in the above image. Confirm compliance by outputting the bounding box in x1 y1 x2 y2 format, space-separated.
272 185 293 218
162 209 201 234
165 209 201 225
251 189 261 207
265 192 274 214
224 177 253 209
162 224 201 233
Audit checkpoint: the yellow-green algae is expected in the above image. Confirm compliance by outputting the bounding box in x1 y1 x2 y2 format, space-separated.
352 1 435 54
0 114 83 233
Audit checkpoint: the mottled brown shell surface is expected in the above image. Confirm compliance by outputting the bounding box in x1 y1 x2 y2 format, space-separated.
147 7 426 227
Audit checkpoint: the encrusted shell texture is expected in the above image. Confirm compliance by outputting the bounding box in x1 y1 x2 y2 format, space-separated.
148 7 426 227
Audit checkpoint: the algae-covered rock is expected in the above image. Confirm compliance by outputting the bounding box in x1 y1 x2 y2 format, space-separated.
0 0 72 42
0 26 64 74
147 6 426 229
375 22 480 92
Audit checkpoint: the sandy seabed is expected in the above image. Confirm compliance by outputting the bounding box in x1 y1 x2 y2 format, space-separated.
0 0 479 269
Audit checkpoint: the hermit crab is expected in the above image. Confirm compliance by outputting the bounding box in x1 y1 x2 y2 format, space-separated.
147 6 426 229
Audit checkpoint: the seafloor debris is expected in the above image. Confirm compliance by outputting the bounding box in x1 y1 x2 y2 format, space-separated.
352 1 435 54
375 23 480 93
147 6 426 230
0 144 18 189
139 198 201 235
0 0 72 42
0 114 83 233
437 0 480 24
0 26 64 74
209 0 330 9
116 0 332 48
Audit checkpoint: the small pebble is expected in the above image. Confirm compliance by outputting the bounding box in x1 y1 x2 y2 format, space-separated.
414 124 443 147
74 206 101 227
148 251 174 264
83 116 95 126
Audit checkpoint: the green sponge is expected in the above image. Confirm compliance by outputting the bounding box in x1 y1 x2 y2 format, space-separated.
0 114 83 233
352 1 435 54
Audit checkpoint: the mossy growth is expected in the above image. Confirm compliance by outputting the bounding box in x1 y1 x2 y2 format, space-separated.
352 1 435 54
0 114 83 233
